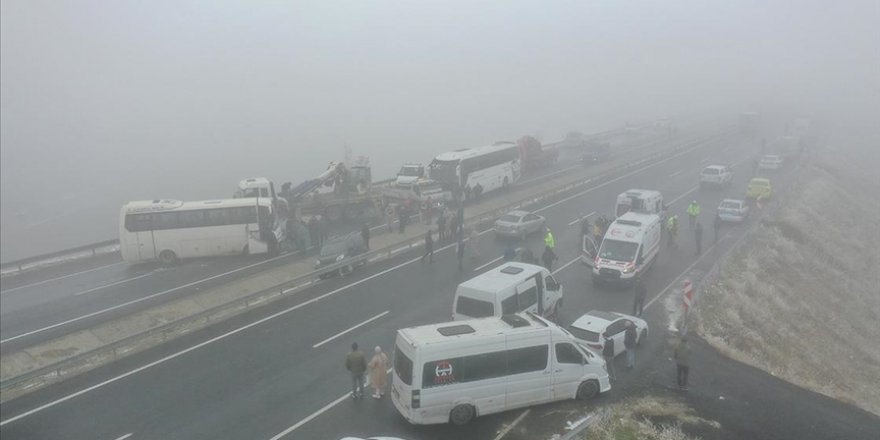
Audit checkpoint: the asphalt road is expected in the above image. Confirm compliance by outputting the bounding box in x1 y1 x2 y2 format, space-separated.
0 130 774 439
0 129 675 353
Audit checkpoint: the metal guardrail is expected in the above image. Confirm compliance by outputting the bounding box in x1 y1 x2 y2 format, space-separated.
0 128 639 275
0 128 731 398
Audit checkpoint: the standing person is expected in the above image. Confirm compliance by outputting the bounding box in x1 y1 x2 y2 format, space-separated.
385 204 395 233
592 220 603 243
602 334 616 381
503 243 517 261
361 224 370 251
673 336 691 391
421 231 434 264
686 200 701 229
541 245 558 272
345 342 367 399
307 217 319 249
624 321 637 370
695 222 703 256
318 215 329 247
437 209 447 242
544 227 556 250
397 204 406 233
666 215 678 247
368 346 389 399
520 247 535 264
713 212 722 244
449 213 459 242
457 237 465 272
473 183 483 202
632 275 647 317
424 197 433 225
469 228 481 261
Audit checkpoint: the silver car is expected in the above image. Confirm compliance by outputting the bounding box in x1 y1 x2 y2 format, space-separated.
493 210 546 240
717 198 749 222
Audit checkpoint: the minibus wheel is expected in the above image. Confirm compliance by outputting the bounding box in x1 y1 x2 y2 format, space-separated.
449 404 475 425
158 250 178 266
577 380 600 400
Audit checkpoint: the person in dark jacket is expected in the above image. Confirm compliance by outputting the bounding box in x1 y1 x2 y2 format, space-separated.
624 321 637 369
520 247 535 265
345 342 367 399
632 275 647 317
421 231 434 264
541 245 558 272
457 238 465 272
673 336 691 390
361 224 371 250
602 334 616 381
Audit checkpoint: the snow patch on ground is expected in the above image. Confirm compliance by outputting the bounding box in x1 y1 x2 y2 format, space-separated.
693 148 880 416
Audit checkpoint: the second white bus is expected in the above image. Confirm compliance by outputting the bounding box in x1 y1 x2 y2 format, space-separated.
119 198 279 264
428 143 521 198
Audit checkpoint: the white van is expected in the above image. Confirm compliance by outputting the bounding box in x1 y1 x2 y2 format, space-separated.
614 189 664 218
590 212 661 286
452 263 563 321
391 313 610 425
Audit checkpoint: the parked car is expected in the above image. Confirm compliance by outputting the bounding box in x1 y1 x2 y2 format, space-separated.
717 199 750 222
316 232 367 278
699 164 733 188
758 154 784 171
746 178 772 200
493 210 546 240
567 310 648 356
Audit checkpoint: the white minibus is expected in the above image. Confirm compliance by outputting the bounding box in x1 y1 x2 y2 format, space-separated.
452 263 563 321
391 313 610 425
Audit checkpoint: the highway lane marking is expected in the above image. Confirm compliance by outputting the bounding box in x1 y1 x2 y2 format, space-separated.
0 253 297 345
669 169 684 177
74 272 154 296
312 311 389 348
268 367 394 440
0 137 726 424
567 211 595 226
0 262 126 295
493 409 531 440
533 139 714 215
112 434 133 440
552 256 581 275
474 256 504 272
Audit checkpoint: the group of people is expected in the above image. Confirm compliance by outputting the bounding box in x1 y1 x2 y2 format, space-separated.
667 200 722 255
345 342 390 400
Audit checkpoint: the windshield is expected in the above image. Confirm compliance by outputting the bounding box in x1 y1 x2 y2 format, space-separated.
428 159 459 185
720 201 740 209
320 240 347 257
398 166 421 177
568 325 600 342
702 168 720 175
750 180 769 187
499 214 522 223
598 239 639 262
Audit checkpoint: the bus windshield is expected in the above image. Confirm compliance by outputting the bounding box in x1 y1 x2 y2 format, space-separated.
598 239 639 262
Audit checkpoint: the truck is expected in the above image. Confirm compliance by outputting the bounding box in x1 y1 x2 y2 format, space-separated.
377 177 452 209
514 136 559 172
395 163 426 186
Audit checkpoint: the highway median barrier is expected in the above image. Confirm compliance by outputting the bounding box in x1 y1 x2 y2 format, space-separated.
0 124 733 403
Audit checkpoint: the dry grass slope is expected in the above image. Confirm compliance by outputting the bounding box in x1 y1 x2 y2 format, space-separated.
694 148 880 416
581 395 720 440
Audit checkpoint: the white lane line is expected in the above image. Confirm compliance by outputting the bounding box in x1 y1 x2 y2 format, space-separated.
0 262 125 295
0 253 295 345
493 409 531 440
312 311 389 348
0 244 453 425
112 434 133 440
669 169 684 177
475 256 504 272
568 211 595 226
552 256 581 275
665 185 699 207
533 142 708 215
270 368 393 439
74 272 154 296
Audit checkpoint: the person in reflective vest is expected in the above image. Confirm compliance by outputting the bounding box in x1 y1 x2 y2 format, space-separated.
544 228 555 249
686 201 701 229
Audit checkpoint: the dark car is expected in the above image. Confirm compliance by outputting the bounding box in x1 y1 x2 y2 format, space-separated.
316 232 368 278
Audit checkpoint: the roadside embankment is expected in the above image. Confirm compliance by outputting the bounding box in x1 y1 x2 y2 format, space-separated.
693 144 880 416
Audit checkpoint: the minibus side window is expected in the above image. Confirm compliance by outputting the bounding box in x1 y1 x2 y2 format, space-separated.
555 343 584 364
506 346 548 374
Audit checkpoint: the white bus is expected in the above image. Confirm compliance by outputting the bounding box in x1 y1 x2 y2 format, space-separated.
119 198 278 264
428 143 521 198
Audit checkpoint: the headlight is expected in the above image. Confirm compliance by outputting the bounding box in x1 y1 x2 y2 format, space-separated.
622 264 635 274
336 254 345 262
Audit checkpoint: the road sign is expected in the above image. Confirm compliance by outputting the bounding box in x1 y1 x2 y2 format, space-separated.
682 278 695 312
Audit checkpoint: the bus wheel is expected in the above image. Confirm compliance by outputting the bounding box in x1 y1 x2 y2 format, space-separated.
577 380 600 400
449 404 475 425
158 250 178 266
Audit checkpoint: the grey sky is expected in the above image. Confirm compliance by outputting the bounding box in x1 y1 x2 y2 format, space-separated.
1 0 878 261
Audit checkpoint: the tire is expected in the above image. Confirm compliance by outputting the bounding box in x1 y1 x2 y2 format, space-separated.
158 250 178 266
449 404 475 425
339 264 353 277
577 380 600 400
638 329 647 345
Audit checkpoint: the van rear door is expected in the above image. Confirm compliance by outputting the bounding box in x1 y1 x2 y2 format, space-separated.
391 334 417 418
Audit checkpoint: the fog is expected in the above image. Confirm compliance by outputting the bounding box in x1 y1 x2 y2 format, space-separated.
1 0 878 262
